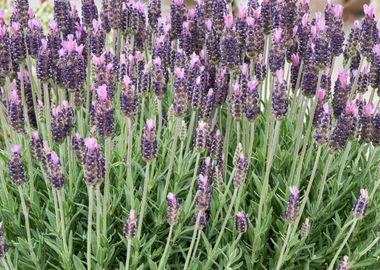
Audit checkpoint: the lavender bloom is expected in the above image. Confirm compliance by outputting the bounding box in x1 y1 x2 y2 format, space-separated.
90 19 105 56
54 0 73 36
82 0 98 27
269 28 285 73
272 69 288 119
214 66 229 106
372 109 380 146
261 0 272 34
198 156 211 178
210 129 223 161
152 57 167 99
229 83 244 120
124 209 137 239
320 69 332 96
356 65 370 94
9 88 25 134
211 0 226 35
330 103 358 152
233 154 249 188
359 4 379 59
31 131 43 161
37 39 52 82
312 89 327 127
194 209 207 229
235 7 247 52
254 54 267 82
285 186 300 224
0 222 7 257
359 103 374 145
8 144 25 186
213 158 223 187
166 193 180 225
235 212 249 233
205 20 220 63
353 189 369 219
301 218 310 238
0 25 12 85
337 256 349 270
245 80 260 122
345 20 361 58
173 67 188 117
314 103 331 145
330 5 344 56
82 137 105 185
312 19 331 69
120 75 138 119
95 85 114 138
297 14 310 58
139 64 151 97
47 20 61 66
333 72 351 119
148 0 161 28
100 0 111 33
51 106 66 144
26 19 43 58
195 174 211 210
194 121 209 153
290 54 300 91
16 72 37 129
190 76 203 110
45 150 65 190
141 119 157 162
198 89 215 121
370 44 380 90
170 0 186 38
109 0 122 30
10 22 26 63
72 133 84 161
221 15 240 69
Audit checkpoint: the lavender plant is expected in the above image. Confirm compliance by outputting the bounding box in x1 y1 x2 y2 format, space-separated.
0 0 379 269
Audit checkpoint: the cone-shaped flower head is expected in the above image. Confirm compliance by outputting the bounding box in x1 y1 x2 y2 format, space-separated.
166 193 180 225
124 209 137 239
285 186 300 224
141 119 157 162
235 212 249 233
8 144 25 186
352 189 369 219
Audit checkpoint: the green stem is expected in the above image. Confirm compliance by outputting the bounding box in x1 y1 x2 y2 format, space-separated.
57 190 68 255
205 188 239 268
125 239 132 270
126 118 135 208
87 186 94 270
95 185 102 248
327 219 357 270
336 142 352 187
158 225 174 270
275 225 292 270
248 123 255 160
185 111 196 154
183 210 202 270
1 258 10 270
18 186 32 246
163 119 180 202
102 138 112 236
191 229 202 262
137 162 150 240
184 153 201 213
358 237 379 258
223 112 232 178
316 153 333 210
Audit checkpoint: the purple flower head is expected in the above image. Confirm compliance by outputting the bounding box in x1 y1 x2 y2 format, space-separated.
353 189 369 219
273 28 283 44
235 212 248 233
195 174 211 210
315 103 331 145
8 144 25 186
210 129 223 160
229 83 244 120
285 186 300 224
124 209 137 239
224 14 233 30
141 119 157 162
166 193 180 225
245 80 260 122
272 69 288 119
82 137 105 185
194 121 209 152
337 256 349 270
233 154 249 188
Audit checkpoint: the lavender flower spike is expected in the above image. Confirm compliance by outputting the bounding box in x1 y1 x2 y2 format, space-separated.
8 144 25 186
141 119 158 162
124 209 137 239
166 193 180 225
284 186 300 224
82 137 105 185
0 222 7 257
337 256 349 270
352 189 369 219
272 69 288 119
235 212 249 234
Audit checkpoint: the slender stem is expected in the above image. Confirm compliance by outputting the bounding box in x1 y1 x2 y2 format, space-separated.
95 185 102 248
205 188 239 268
137 162 150 240
316 153 334 210
327 219 357 270
1 258 10 270
353 145 364 170
183 211 202 270
52 189 60 231
275 224 293 270
138 97 145 143
87 186 94 270
57 190 68 255
163 119 180 202
191 229 202 262
184 153 201 213
126 118 135 208
236 120 240 144
158 225 174 270
18 186 32 246
337 142 352 187
185 111 196 154
125 239 132 270
223 112 232 178
157 100 163 141
102 138 111 236
248 123 255 159
358 237 379 258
